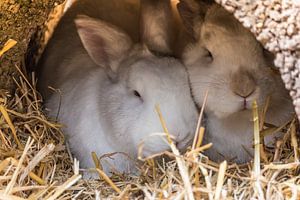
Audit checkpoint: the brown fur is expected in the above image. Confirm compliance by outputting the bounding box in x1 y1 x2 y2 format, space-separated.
230 69 256 98
177 0 294 163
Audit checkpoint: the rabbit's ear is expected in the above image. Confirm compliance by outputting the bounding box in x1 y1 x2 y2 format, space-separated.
140 0 176 55
75 15 132 77
177 0 212 38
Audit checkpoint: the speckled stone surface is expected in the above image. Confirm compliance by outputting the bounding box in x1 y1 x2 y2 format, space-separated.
214 0 300 118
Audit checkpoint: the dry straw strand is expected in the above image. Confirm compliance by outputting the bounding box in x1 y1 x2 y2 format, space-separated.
156 105 195 200
290 121 299 162
252 100 261 177
45 174 82 200
0 193 27 200
4 137 34 194
92 151 103 171
0 105 22 149
0 39 17 57
19 143 55 183
214 161 227 200
155 104 172 144
192 90 208 150
95 168 121 194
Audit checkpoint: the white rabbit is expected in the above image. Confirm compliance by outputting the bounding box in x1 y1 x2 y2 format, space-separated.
177 1 294 163
37 1 198 174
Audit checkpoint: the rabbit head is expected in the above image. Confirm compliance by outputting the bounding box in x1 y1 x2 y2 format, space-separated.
98 54 198 157
177 1 293 122
70 15 198 166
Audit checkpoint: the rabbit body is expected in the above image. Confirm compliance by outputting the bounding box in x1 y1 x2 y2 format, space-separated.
46 48 197 173
177 1 294 163
38 1 198 174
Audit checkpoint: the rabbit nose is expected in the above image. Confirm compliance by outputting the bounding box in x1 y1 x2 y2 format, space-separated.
230 69 256 98
234 87 255 98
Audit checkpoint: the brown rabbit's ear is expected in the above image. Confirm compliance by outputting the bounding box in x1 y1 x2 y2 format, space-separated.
177 0 213 38
75 15 132 78
140 0 176 55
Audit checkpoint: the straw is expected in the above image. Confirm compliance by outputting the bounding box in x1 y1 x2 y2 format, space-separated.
156 105 195 200
0 1 299 199
0 39 17 57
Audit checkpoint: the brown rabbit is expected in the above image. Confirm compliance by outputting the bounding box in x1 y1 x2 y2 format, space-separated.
177 0 294 163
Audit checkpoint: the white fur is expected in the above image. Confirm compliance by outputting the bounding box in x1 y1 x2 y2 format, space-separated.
180 4 294 163
42 15 198 174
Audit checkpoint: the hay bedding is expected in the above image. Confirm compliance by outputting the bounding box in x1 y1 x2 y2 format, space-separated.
0 0 300 199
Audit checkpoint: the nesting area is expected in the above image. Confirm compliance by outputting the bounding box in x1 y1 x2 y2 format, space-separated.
0 0 300 199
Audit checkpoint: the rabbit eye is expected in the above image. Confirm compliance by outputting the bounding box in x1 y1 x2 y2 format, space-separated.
133 90 142 98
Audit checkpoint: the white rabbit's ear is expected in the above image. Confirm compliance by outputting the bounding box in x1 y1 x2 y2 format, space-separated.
140 0 176 55
75 15 132 75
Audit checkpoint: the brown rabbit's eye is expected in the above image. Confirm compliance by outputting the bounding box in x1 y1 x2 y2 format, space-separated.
133 90 142 98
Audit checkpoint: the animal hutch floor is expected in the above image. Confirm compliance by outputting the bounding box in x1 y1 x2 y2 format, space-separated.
0 0 299 199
